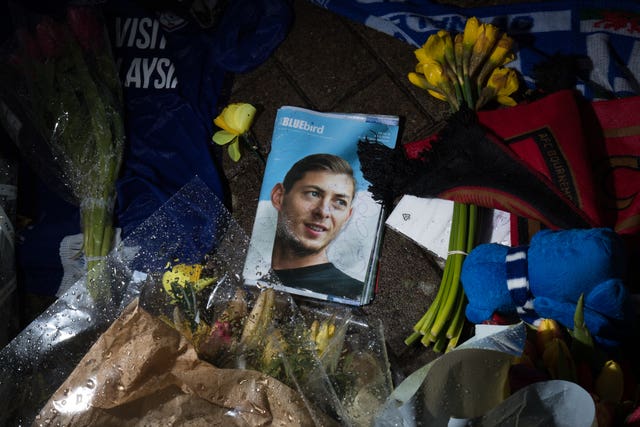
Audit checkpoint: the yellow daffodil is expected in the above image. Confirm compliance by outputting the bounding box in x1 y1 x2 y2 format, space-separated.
421 62 459 108
454 33 464 74
415 29 449 65
490 67 519 105
212 103 256 162
162 263 215 295
406 16 521 353
469 23 500 76
491 33 516 66
476 33 516 86
476 67 518 108
461 17 481 74
462 16 481 50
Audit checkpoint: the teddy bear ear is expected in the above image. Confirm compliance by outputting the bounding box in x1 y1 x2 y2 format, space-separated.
461 243 515 324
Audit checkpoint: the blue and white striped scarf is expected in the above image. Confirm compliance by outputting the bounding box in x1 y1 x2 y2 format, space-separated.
506 245 542 326
307 0 640 101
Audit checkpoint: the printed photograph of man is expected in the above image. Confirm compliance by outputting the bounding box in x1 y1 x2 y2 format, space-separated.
269 154 364 299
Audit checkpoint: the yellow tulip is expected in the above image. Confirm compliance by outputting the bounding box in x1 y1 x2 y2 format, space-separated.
595 360 624 403
212 103 256 162
535 318 564 354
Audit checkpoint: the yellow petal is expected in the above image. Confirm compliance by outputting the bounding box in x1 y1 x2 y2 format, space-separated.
213 103 256 134
422 61 447 87
496 95 517 106
487 67 518 94
213 114 234 134
162 264 203 294
474 23 499 56
417 29 448 64
463 17 481 48
408 72 431 90
212 130 237 146
223 103 256 134
228 139 242 162
489 34 515 65
427 89 447 101
496 68 519 96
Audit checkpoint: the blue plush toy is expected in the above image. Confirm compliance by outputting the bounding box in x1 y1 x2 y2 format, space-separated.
461 228 634 347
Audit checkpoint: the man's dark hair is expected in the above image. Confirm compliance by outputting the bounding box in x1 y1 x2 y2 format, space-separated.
282 153 356 194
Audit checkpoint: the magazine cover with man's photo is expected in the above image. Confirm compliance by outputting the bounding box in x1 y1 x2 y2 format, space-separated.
243 106 399 306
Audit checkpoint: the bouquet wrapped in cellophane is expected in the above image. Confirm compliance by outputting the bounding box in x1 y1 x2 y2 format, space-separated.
0 2 124 301
0 177 392 426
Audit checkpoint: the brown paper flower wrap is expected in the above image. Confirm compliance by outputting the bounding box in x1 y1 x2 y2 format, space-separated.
33 298 338 427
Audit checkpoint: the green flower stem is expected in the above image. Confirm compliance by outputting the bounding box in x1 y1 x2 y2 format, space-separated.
241 131 266 165
406 201 478 352
445 293 466 352
462 74 476 110
428 202 467 339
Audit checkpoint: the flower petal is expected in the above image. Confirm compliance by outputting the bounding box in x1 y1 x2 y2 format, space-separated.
219 103 256 134
212 130 237 146
230 103 256 133
408 72 431 90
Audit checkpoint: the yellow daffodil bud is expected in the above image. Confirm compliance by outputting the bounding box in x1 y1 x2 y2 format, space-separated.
491 33 516 66
162 264 203 294
469 23 500 76
462 16 481 51
212 102 256 162
454 33 464 71
476 33 516 86
595 360 624 403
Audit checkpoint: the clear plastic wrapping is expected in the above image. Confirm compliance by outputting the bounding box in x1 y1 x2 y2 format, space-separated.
0 154 18 346
0 2 125 299
0 177 392 426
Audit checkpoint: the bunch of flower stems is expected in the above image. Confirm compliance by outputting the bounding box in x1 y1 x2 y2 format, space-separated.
9 6 124 302
404 17 519 352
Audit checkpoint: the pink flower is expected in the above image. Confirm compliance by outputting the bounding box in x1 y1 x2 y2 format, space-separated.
66 6 104 53
211 321 233 343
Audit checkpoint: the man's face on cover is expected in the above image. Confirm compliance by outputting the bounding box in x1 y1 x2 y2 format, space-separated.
272 170 354 256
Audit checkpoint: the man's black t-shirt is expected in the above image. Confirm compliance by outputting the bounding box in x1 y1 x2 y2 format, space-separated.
273 263 364 300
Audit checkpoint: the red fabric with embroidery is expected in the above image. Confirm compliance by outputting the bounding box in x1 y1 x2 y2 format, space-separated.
403 89 640 271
